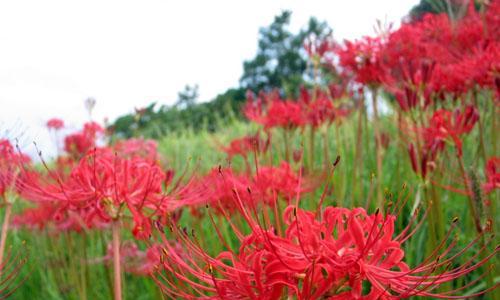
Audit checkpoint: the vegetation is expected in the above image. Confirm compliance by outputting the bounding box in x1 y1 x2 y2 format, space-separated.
111 11 332 138
0 1 499 299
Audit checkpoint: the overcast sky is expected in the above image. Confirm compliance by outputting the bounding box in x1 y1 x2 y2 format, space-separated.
0 0 418 157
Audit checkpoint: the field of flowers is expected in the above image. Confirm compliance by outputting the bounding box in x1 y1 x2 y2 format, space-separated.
0 2 499 299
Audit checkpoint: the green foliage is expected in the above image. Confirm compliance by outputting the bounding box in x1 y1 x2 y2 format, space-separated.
240 10 332 96
175 84 199 109
110 88 246 139
409 0 482 21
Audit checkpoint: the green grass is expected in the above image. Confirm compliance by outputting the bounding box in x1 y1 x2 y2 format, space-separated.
4 97 499 299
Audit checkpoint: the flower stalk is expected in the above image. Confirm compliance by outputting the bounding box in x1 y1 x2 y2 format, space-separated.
112 220 122 300
0 201 12 274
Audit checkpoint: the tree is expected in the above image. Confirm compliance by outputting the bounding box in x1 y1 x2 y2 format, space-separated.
240 11 332 97
409 0 479 22
175 84 199 109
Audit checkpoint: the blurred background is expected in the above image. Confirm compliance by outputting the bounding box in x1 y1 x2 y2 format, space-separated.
0 0 418 157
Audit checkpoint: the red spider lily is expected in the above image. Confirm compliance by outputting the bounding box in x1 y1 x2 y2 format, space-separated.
327 81 352 101
16 145 198 300
17 145 199 238
304 35 334 61
185 162 311 215
423 106 479 157
407 142 441 180
64 121 104 158
0 140 30 199
244 91 305 130
405 105 478 179
17 147 167 238
113 138 159 162
336 36 384 87
0 139 30 286
483 157 499 194
381 59 436 112
221 132 270 161
186 167 251 214
378 1 500 100
152 199 497 299
265 101 304 130
299 88 337 128
46 118 64 130
251 162 312 206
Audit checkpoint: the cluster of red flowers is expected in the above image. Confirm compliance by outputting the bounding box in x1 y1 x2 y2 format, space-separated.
64 121 104 159
406 105 480 179
2 3 499 299
184 162 310 215
221 132 270 160
244 88 351 131
335 1 500 102
143 4 500 299
153 192 496 299
423 105 479 157
18 147 163 237
13 122 182 238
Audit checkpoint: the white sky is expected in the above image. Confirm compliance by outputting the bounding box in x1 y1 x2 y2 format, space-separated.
0 0 418 157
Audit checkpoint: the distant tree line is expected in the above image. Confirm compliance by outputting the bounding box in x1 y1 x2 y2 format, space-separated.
409 0 482 21
109 11 331 138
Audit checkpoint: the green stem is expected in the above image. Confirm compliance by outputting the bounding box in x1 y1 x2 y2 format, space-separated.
283 129 290 163
352 102 365 205
309 127 315 172
371 89 384 209
323 127 330 171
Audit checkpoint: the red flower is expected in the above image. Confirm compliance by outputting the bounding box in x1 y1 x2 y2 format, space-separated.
113 138 159 162
299 88 337 128
379 3 499 99
304 35 335 63
222 132 270 160
152 202 496 299
46 118 65 130
244 91 305 130
17 147 167 238
483 157 499 194
186 163 311 215
252 162 310 206
423 106 479 157
336 36 384 87
0 139 30 200
64 121 104 158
